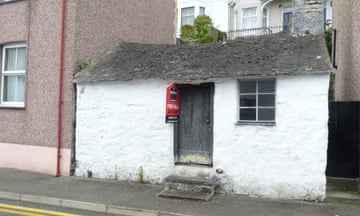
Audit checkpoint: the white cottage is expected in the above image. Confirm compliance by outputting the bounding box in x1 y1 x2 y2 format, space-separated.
74 34 331 200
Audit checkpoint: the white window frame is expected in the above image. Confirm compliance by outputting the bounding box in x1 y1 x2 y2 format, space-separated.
262 8 268 27
1 43 26 108
0 0 17 4
181 7 195 26
234 11 238 31
242 7 257 29
238 79 276 124
199 7 205 15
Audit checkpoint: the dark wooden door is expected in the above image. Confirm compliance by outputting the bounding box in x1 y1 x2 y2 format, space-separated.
174 84 213 166
327 102 360 178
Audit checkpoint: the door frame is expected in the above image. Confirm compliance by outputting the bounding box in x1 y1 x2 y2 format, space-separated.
173 83 214 167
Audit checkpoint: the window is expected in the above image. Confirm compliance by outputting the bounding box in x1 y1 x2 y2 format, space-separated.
0 0 17 4
239 79 275 123
262 8 268 27
200 7 205 15
233 11 238 31
181 7 195 26
1 44 26 107
242 7 257 29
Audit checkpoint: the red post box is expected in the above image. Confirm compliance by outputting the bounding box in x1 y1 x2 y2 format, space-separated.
165 83 180 123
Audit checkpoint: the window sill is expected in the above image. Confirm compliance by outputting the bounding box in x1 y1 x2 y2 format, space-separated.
235 121 276 126
0 104 25 109
0 0 20 5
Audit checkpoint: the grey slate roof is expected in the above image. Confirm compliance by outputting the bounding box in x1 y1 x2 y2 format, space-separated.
74 34 331 83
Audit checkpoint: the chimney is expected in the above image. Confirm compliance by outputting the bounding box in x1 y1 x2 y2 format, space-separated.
292 0 324 35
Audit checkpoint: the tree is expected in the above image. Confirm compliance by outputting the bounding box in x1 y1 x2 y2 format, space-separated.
180 15 216 44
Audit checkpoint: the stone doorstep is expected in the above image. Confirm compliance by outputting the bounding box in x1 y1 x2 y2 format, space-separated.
161 175 216 201
326 176 360 191
165 182 213 193
164 175 215 193
158 189 214 202
164 175 215 186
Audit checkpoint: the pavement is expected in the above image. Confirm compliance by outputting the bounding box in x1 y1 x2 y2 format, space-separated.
0 168 359 216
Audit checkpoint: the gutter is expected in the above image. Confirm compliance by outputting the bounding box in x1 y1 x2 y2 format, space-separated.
56 0 66 177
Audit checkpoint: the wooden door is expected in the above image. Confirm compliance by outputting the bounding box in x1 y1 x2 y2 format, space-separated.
174 84 213 166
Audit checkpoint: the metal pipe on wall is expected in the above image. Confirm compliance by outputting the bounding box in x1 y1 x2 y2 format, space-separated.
56 0 66 177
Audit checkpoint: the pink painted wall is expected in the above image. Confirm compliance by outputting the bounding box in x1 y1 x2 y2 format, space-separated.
0 0 176 175
333 0 360 101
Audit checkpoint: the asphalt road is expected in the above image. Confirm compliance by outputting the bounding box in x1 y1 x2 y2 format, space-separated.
0 200 111 216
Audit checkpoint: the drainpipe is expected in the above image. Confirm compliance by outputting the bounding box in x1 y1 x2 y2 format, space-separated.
56 0 66 177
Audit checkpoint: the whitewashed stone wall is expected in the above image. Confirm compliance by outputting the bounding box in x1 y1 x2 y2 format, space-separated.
75 80 174 182
75 74 329 200
213 74 328 200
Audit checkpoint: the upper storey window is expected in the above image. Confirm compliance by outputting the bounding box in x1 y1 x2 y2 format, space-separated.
181 7 195 26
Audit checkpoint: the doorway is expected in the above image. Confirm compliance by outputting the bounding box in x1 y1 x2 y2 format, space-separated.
174 84 214 166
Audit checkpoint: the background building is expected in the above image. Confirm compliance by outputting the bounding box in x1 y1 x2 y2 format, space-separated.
176 0 228 37
228 0 326 38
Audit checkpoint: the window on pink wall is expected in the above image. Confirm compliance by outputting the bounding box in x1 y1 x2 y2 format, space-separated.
0 0 18 4
1 44 26 108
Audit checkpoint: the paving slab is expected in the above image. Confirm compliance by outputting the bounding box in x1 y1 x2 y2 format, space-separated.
0 168 359 216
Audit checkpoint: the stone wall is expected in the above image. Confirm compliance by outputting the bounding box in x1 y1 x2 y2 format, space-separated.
75 73 329 200
292 0 324 35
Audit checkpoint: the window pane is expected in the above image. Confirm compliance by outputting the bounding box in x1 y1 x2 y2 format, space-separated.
5 48 16 71
200 7 205 15
243 17 257 29
181 7 194 25
243 8 257 29
17 47 26 70
182 16 194 25
182 7 194 16
262 8 267 27
16 75 25 102
258 108 275 121
3 75 16 102
240 108 256 120
240 81 256 93
258 80 275 92
258 94 275 106
240 95 256 107
243 8 256 16
2 75 24 103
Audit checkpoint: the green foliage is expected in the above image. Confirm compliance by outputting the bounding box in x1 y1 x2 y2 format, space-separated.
76 57 91 72
328 72 335 101
180 15 218 44
324 29 333 102
216 30 227 41
180 24 195 40
193 15 216 44
324 28 332 57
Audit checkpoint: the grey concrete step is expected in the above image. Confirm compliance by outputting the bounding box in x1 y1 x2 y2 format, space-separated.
158 189 214 201
164 175 215 194
165 175 214 186
326 176 360 191
160 175 216 201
